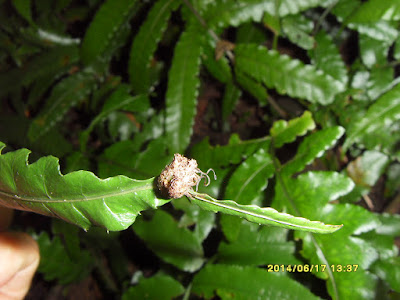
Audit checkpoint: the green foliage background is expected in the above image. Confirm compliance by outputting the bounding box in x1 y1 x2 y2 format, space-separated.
0 0 400 299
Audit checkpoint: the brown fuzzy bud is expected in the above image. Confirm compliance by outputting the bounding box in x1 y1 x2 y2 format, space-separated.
157 154 201 199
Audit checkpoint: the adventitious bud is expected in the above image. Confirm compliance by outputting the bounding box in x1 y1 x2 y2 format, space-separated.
157 154 216 199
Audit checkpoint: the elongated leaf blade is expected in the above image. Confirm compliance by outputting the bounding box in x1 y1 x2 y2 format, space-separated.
281 14 314 50
0 142 169 231
235 44 343 104
0 46 79 98
206 0 325 28
344 84 400 150
80 85 149 151
165 23 203 153
81 0 138 65
122 273 184 300
28 71 96 141
221 148 275 241
235 67 269 105
225 149 274 205
349 0 400 22
309 31 348 89
133 210 205 272
333 2 398 43
129 0 180 93
295 204 381 299
275 171 379 300
217 222 301 266
282 126 345 176
189 192 342 234
191 134 270 168
192 264 321 300
98 139 170 180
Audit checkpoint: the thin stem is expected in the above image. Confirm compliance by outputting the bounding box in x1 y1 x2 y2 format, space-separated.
312 0 339 36
267 95 288 118
182 0 234 61
86 245 119 293
363 194 374 210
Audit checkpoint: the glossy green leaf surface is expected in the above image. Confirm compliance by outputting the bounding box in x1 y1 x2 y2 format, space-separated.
346 150 389 190
192 264 321 300
371 257 400 293
276 172 355 216
282 126 345 176
221 148 275 241
235 44 344 104
281 14 314 50
1 1 399 298
366 67 398 102
376 213 400 236
129 0 180 93
309 31 348 89
0 142 170 230
81 0 138 65
359 34 390 69
234 68 269 105
165 23 203 153
333 1 398 43
172 197 216 242
133 210 205 272
354 21 398 43
206 0 324 28
224 149 274 206
344 84 400 151
189 192 343 234
217 222 301 266
80 85 149 151
98 139 170 180
122 273 184 300
191 134 270 168
281 171 381 300
349 0 400 22
295 204 381 300
270 111 315 148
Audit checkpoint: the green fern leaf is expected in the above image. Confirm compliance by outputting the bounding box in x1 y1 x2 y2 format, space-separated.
28 71 96 141
270 111 316 148
81 0 139 65
189 192 342 234
0 142 170 231
165 23 203 153
344 84 400 151
206 0 324 28
129 0 180 93
190 134 270 168
192 264 321 299
282 126 345 176
235 44 343 104
309 31 348 89
349 0 400 23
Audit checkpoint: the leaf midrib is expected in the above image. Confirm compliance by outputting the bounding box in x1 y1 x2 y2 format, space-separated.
192 193 341 233
0 181 153 203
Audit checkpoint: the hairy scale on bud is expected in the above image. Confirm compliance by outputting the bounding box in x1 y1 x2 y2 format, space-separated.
157 154 216 199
